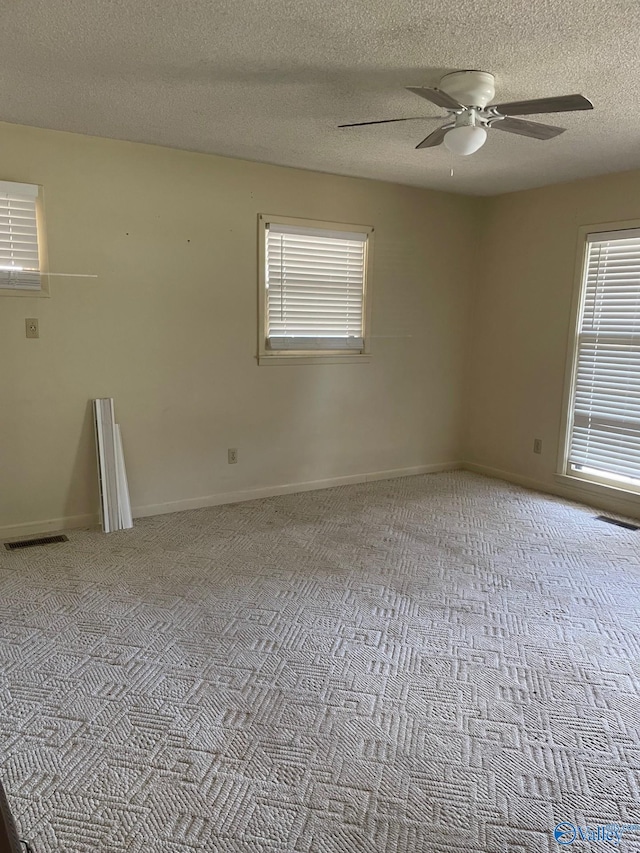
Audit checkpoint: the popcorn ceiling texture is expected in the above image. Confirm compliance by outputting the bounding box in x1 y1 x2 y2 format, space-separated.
1 471 640 851
0 0 638 194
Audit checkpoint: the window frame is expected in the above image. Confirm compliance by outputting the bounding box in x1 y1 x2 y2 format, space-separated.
257 214 373 365
557 219 640 497
0 180 49 299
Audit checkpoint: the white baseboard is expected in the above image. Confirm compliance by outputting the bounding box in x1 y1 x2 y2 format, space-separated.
132 461 463 519
463 461 640 520
0 461 462 539
5 461 636 541
0 512 98 541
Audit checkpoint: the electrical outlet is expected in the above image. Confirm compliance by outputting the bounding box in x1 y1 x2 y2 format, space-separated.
228 448 238 464
533 438 542 455
25 318 39 339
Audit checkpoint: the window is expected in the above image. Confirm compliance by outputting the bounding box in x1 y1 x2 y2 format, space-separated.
0 180 46 296
258 215 372 363
563 227 640 491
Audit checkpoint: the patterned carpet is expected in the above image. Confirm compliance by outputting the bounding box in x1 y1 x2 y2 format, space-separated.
1 471 640 852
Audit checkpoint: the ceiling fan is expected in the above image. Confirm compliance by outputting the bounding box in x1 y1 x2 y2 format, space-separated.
339 70 593 156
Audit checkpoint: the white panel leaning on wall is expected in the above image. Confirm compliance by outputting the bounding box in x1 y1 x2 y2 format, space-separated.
93 398 133 533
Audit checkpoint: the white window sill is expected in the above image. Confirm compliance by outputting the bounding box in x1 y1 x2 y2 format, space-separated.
258 353 372 366
554 472 640 502
0 287 49 298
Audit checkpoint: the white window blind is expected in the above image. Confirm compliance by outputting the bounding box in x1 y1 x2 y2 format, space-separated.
0 181 41 291
567 228 640 486
265 222 367 351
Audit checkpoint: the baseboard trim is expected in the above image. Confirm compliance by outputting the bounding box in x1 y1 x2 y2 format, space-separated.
0 461 462 539
133 462 463 519
463 461 640 521
8 461 635 540
0 512 98 541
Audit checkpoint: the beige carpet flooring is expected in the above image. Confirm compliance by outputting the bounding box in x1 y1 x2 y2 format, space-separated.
1 471 640 852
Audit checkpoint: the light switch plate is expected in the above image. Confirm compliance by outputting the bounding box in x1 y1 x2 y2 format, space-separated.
25 318 39 339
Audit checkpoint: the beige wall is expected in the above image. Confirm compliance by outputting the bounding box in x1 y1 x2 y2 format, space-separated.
0 121 480 535
466 169 640 516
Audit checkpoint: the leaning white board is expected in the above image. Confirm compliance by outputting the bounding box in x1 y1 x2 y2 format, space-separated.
114 424 132 529
93 398 133 533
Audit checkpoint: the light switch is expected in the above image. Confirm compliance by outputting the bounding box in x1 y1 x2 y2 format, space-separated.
25 318 39 339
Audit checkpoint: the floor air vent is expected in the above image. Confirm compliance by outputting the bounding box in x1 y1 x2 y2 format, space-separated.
4 534 69 551
596 515 640 531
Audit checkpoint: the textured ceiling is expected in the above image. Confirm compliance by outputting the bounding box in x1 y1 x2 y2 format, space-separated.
1 0 640 195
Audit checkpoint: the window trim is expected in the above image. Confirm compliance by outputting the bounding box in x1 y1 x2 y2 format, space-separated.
257 213 374 365
558 219 640 496
0 181 49 299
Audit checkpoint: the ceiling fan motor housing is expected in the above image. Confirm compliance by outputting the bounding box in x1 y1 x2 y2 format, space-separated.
439 70 496 108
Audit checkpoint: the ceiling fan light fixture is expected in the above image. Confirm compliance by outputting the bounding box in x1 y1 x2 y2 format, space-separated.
340 70 593 158
443 125 487 156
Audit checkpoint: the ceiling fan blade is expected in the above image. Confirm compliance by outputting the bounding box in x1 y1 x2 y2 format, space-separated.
492 94 593 116
406 87 464 111
415 124 452 149
338 116 441 128
491 116 566 140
